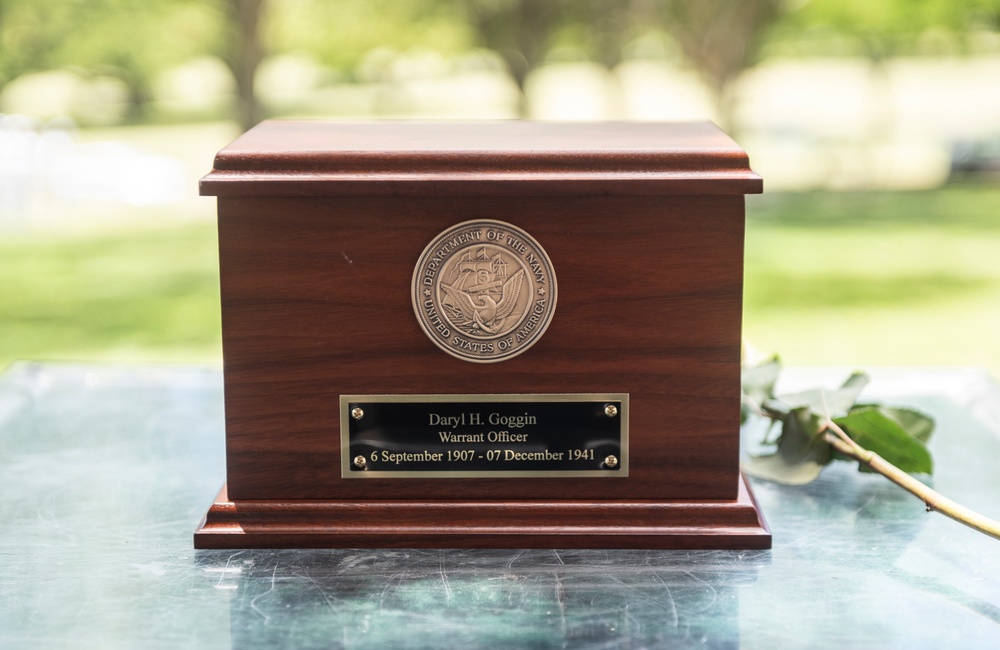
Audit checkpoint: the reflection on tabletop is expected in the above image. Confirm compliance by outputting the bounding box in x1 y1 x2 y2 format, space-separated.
0 363 999 648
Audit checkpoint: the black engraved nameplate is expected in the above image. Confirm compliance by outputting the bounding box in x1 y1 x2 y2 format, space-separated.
341 394 628 478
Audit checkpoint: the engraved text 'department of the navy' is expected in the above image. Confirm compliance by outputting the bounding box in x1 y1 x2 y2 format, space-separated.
411 219 558 363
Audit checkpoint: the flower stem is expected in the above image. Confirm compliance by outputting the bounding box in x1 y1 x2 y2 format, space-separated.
822 420 1000 541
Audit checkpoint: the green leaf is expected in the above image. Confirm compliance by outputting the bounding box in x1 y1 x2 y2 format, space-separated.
834 407 934 475
743 452 827 485
776 372 870 420
742 363 936 486
741 357 781 424
852 404 934 444
743 407 832 485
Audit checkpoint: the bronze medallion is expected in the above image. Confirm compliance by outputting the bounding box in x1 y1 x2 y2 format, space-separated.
412 219 558 363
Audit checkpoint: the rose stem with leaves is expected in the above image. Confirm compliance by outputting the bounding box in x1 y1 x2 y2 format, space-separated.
821 420 1000 541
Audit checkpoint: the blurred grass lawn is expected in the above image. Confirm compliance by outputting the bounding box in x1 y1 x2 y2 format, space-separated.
2 185 999 377
1 220 222 367
744 185 1000 377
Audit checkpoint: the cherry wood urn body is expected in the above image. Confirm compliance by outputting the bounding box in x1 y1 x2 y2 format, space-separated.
195 121 770 549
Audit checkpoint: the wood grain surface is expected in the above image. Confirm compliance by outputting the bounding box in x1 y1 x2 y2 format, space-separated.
200 120 762 197
194 475 771 549
199 121 767 548
215 193 745 501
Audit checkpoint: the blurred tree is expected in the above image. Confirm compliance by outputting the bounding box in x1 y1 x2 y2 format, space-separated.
459 0 787 122
218 0 267 131
769 0 1000 148
268 0 469 77
656 0 785 131
580 0 648 70
0 0 219 121
461 0 661 115
460 0 566 112
0 0 79 89
9 0 993 130
1 0 476 125
778 0 1000 60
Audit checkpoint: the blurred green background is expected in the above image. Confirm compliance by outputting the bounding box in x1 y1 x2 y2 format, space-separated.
2 0 1000 375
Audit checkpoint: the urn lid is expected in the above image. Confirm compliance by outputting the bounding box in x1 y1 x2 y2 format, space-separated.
200 120 762 197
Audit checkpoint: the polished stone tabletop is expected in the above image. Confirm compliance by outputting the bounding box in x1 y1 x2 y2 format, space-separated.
1 362 998 648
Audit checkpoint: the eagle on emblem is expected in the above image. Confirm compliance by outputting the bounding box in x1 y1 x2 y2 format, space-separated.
441 268 525 334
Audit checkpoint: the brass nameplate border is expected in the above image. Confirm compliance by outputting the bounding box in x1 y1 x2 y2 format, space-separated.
340 393 629 479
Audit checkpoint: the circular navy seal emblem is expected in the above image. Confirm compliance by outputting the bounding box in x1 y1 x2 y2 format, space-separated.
412 219 558 363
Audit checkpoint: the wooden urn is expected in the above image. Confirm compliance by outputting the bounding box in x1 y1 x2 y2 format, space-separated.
195 121 770 549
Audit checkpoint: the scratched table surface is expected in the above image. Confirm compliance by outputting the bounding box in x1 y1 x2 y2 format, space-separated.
1 362 999 649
